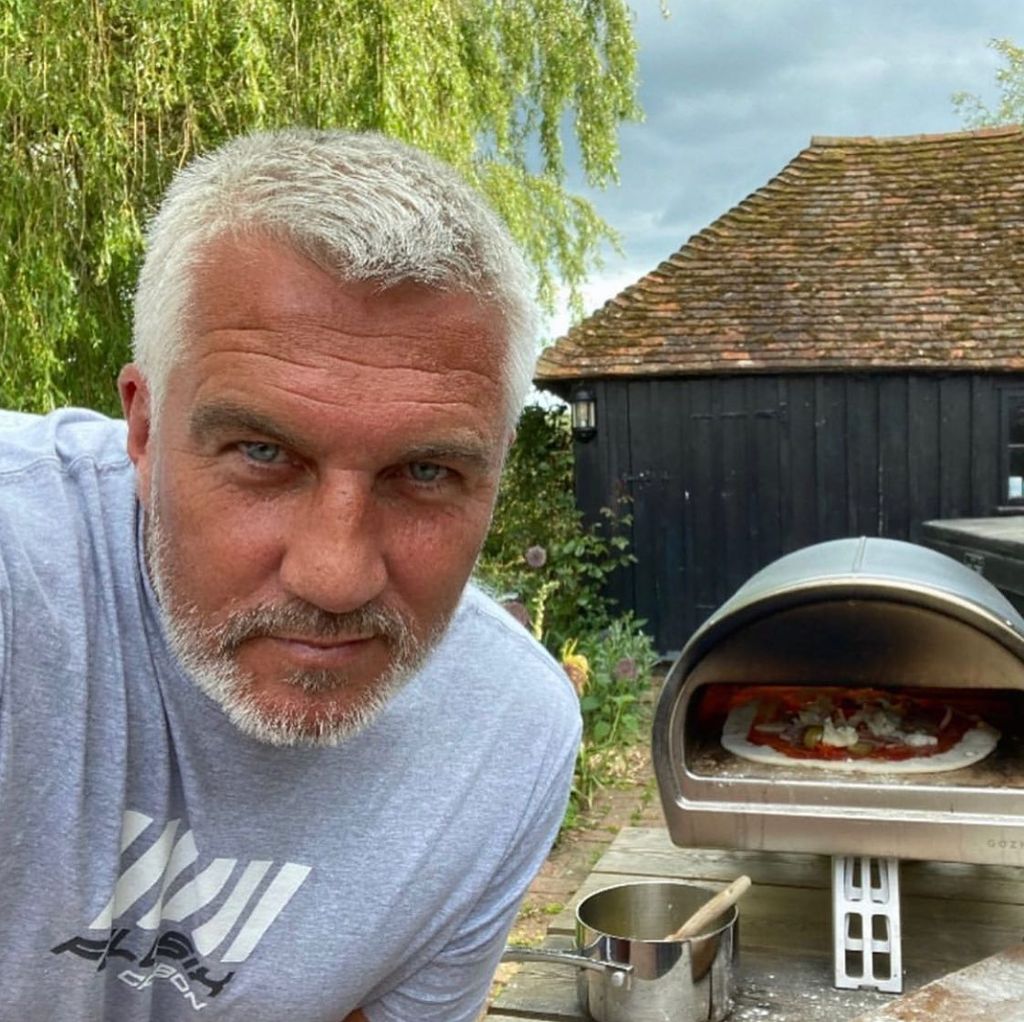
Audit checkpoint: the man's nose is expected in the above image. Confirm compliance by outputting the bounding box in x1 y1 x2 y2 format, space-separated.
278 476 388 614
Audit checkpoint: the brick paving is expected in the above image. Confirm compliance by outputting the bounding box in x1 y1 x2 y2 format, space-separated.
490 743 664 1002
522 760 662 918
483 672 668 1011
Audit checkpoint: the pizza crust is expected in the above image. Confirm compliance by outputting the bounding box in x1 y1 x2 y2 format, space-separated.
721 699 1001 774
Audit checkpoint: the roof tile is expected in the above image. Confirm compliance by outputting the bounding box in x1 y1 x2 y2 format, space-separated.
537 126 1024 381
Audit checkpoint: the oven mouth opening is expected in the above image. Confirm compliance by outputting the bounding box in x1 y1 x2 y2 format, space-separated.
681 681 1024 792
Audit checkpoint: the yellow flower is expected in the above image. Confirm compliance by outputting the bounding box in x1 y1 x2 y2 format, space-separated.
560 639 590 696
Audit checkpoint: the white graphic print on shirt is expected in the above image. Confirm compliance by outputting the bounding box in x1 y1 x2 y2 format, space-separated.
51 810 311 1010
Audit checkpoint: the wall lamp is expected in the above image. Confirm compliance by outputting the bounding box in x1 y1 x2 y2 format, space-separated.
570 383 597 443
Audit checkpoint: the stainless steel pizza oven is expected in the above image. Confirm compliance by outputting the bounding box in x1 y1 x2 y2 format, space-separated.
653 536 1024 868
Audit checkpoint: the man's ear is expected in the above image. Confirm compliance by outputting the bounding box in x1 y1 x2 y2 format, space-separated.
118 364 153 500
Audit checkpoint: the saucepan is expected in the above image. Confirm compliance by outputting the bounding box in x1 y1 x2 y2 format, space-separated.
502 879 743 1022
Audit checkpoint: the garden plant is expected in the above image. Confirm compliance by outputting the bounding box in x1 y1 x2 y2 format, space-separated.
476 404 659 830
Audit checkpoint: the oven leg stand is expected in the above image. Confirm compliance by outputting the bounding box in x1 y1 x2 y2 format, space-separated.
831 856 903 993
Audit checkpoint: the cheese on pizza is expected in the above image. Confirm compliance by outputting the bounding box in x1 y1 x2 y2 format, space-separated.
720 686 1001 774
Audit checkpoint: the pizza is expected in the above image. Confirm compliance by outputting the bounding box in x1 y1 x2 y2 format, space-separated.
720 686 1001 774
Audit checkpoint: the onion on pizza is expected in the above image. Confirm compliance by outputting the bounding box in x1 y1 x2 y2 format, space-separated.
720 685 1001 774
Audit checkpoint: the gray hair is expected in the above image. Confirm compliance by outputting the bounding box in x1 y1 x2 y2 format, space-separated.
132 128 538 430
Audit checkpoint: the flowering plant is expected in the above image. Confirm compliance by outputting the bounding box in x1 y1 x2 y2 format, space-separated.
476 404 633 655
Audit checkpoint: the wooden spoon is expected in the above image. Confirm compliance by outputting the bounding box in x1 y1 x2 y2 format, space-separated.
663 875 752 941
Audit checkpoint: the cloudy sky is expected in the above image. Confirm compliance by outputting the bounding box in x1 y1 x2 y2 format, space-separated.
547 0 1024 338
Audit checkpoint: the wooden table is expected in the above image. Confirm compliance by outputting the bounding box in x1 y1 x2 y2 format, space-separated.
489 827 1024 1021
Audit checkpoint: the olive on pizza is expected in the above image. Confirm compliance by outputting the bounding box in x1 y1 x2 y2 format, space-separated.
720 685 1001 774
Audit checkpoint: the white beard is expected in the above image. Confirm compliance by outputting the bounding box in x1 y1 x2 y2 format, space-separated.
143 500 444 747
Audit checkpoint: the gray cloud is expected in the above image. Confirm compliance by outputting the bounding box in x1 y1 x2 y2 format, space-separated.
551 0 1024 333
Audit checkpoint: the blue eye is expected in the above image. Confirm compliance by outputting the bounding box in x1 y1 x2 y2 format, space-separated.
408 462 446 483
239 441 282 464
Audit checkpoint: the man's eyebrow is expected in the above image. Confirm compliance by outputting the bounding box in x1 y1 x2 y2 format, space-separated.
188 402 304 450
188 404 498 468
402 439 497 471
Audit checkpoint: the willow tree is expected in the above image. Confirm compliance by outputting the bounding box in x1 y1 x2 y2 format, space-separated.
0 0 642 414
954 38 1024 126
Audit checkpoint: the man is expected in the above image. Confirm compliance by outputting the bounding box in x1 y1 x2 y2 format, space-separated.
0 129 581 1020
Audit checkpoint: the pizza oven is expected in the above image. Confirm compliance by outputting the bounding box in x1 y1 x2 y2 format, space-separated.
652 536 1024 868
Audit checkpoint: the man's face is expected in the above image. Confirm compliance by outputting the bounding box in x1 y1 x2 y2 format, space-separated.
120 236 510 746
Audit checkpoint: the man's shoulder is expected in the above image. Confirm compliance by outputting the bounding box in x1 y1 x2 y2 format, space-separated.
0 408 135 576
0 407 130 478
440 583 581 722
453 584 568 672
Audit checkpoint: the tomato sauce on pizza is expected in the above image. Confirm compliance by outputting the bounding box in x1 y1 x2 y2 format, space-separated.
731 686 981 763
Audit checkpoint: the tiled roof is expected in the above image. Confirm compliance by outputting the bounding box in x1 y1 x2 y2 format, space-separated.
535 126 1024 382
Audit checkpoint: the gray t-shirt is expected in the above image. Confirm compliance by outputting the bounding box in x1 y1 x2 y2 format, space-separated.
0 408 581 1020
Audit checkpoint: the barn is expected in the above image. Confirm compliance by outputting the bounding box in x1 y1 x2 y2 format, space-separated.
534 126 1024 655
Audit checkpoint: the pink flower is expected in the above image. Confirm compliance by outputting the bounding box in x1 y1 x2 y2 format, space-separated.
613 656 638 681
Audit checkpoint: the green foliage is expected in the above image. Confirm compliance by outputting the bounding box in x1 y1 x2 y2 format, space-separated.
567 614 658 820
475 403 634 654
476 402 658 831
954 38 1024 126
577 614 658 748
0 0 644 414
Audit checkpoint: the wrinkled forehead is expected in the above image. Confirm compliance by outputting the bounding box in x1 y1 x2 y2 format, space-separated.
153 235 514 446
146 234 513 413
191 237 506 367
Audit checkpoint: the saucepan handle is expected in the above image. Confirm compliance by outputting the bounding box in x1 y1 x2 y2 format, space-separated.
501 946 633 988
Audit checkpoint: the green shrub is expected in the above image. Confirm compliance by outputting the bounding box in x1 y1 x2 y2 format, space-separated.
576 614 659 747
475 403 633 654
567 614 658 819
477 402 659 832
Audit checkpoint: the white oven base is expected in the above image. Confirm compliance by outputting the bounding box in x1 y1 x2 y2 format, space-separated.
832 856 903 993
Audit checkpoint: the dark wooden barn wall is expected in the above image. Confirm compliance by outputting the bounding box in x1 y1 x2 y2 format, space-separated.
573 371 1022 655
